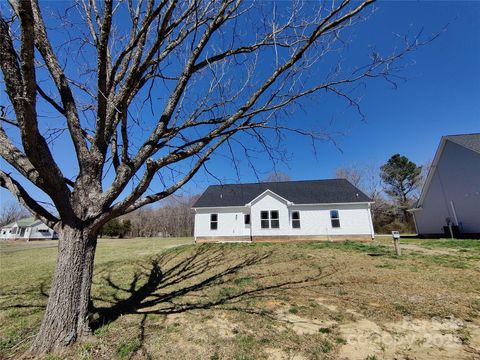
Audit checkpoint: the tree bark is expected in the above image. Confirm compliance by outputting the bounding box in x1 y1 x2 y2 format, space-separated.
30 224 97 353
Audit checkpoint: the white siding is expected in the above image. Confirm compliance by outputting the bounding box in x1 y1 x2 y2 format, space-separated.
194 192 374 240
194 207 251 238
28 223 56 239
290 204 373 236
250 192 290 237
414 141 480 235
0 221 56 240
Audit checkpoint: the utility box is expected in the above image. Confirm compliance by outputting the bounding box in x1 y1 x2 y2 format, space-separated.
443 225 460 238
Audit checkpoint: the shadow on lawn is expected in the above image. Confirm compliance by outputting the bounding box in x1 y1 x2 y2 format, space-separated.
91 244 332 331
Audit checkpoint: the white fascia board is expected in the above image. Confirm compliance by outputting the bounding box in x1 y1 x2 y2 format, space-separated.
416 137 448 207
290 201 373 207
246 189 292 206
193 198 373 210
192 205 248 210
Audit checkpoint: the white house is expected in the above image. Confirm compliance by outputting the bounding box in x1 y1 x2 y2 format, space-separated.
410 133 480 237
0 217 58 240
192 179 375 242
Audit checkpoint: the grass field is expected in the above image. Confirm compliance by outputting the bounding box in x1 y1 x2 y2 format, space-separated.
0 237 479 359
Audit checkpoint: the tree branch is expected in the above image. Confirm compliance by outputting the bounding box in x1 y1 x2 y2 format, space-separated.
0 171 59 228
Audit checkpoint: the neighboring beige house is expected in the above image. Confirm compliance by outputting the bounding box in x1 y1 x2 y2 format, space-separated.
0 217 58 240
410 133 480 237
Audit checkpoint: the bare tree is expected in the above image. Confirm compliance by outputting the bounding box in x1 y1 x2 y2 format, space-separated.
0 201 29 227
416 159 432 198
335 162 382 198
0 0 435 352
263 171 292 182
336 162 387 230
335 165 362 188
123 194 198 237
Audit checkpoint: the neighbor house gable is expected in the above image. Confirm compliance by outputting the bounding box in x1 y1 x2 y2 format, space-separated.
416 133 480 209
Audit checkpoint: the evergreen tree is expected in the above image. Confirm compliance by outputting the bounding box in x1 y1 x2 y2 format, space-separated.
380 154 422 223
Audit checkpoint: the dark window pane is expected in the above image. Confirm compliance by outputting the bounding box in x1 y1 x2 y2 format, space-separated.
210 222 218 230
271 220 280 228
261 220 269 229
330 210 339 219
292 211 300 220
244 214 250 225
211 214 218 221
261 211 269 220
331 219 340 228
270 211 279 219
292 220 300 229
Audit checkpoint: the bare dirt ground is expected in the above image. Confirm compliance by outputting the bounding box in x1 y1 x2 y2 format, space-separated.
1 238 479 359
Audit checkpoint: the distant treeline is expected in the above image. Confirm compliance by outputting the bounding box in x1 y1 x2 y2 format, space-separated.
100 194 198 238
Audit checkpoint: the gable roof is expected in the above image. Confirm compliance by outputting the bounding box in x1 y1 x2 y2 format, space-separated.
2 217 40 229
246 189 292 206
192 179 372 208
445 133 480 154
414 133 480 208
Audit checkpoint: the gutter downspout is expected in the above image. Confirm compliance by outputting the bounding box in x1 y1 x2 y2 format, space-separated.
247 205 253 242
450 201 459 226
367 203 375 240
411 210 419 236
249 216 253 242
193 208 197 243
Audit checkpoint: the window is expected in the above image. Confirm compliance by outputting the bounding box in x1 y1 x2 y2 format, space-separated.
244 214 250 225
271 211 279 228
260 210 279 229
330 210 340 228
261 211 269 229
38 229 50 234
292 211 300 229
210 214 218 230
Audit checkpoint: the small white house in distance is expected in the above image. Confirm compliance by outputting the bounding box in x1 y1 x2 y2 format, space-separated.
410 133 480 237
0 217 58 240
192 179 375 242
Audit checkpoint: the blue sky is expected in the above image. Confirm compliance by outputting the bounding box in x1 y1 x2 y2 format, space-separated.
191 1 480 187
1 1 479 207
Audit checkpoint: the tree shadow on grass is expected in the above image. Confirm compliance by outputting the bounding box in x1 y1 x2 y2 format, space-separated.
91 244 334 332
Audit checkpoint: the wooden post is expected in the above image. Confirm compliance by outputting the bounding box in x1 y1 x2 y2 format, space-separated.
393 237 401 256
392 231 401 256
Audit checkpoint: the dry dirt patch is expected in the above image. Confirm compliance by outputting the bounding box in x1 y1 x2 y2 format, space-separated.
337 316 477 360
276 311 336 335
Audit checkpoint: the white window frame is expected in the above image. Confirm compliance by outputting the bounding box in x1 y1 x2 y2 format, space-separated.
291 211 301 229
330 210 340 228
210 214 218 230
260 210 279 229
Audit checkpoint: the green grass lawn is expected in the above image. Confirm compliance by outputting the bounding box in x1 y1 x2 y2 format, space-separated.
1 237 479 359
375 234 480 249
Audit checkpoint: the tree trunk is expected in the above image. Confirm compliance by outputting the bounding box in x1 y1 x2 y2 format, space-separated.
30 224 97 354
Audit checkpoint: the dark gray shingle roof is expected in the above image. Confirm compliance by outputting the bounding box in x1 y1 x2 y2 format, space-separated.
446 133 480 154
192 179 372 208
